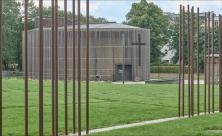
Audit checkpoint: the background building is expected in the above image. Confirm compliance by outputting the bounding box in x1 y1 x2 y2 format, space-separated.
206 54 220 83
23 21 150 81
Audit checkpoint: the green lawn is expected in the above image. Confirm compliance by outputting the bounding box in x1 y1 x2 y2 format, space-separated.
1 78 219 135
91 113 222 136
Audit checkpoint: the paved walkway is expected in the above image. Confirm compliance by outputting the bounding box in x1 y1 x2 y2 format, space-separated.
112 80 205 85
112 81 145 84
66 111 218 136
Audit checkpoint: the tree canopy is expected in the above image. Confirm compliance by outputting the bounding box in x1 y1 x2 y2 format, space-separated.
125 0 170 63
2 0 108 70
170 14 219 72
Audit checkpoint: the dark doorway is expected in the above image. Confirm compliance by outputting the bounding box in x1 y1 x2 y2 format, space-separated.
115 64 132 81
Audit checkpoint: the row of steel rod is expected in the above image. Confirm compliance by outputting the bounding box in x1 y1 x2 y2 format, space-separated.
22 0 90 136
178 5 220 117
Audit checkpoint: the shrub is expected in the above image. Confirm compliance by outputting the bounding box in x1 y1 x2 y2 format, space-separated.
151 66 189 73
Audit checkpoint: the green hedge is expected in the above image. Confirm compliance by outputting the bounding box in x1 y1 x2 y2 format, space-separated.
151 66 189 73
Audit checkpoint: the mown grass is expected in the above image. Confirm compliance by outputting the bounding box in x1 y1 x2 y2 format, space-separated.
91 113 222 136
1 78 219 135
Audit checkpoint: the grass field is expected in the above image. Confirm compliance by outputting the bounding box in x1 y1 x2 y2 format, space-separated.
91 113 222 136
1 78 220 135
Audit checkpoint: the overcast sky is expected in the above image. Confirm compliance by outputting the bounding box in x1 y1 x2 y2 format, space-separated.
34 0 222 23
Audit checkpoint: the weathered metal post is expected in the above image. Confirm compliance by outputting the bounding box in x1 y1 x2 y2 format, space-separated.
86 0 90 134
219 15 222 112
24 0 29 135
197 7 200 115
211 13 215 113
208 11 211 114
204 12 207 113
39 0 44 135
77 0 81 135
187 5 191 117
64 0 68 134
51 0 55 135
55 0 59 135
190 6 194 116
178 5 182 117
73 0 76 133
182 6 185 117
0 0 2 135
208 12 210 113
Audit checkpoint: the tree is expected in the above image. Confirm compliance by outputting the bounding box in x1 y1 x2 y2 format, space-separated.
1 0 107 71
170 14 219 72
40 7 108 24
3 0 22 70
125 0 170 63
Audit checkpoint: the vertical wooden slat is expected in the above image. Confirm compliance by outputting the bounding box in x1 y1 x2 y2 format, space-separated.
86 0 90 134
51 0 55 135
0 0 2 135
24 0 29 135
77 0 81 135
39 0 44 135
204 12 207 113
197 7 200 116
122 34 125 85
208 12 211 114
211 13 215 113
64 0 68 135
72 0 76 133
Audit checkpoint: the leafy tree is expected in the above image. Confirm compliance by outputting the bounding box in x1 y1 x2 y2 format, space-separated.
125 0 170 63
1 0 107 70
40 7 108 24
3 0 22 70
170 13 218 72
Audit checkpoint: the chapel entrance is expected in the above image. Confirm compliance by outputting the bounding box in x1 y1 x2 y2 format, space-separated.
115 64 132 81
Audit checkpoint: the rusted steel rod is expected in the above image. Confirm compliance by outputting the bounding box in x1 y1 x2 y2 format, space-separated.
72 0 76 133
178 5 182 117
51 0 55 135
86 0 90 134
0 0 2 135
208 11 211 114
39 0 44 135
211 13 215 113
197 7 200 115
219 15 222 112
204 12 207 113
187 5 191 117
24 0 29 135
55 0 59 135
64 0 68 134
190 6 194 116
182 6 185 116
77 0 81 135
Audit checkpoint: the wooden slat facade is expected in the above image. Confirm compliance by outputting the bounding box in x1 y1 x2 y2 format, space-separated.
23 24 150 81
